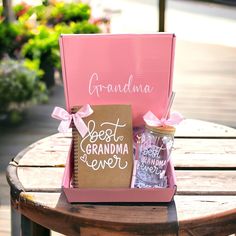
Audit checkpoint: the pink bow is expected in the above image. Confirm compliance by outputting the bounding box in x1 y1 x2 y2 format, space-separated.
143 111 183 127
51 105 93 137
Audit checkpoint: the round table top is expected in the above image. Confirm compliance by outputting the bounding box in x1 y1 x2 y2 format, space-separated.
7 119 236 235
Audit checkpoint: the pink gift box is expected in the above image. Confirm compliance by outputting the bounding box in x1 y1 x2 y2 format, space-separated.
60 33 177 202
62 142 177 203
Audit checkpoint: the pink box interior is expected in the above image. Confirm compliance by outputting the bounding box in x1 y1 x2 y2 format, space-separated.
62 142 177 203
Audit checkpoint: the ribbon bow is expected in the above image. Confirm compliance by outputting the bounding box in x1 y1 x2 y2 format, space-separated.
51 105 93 137
143 111 184 127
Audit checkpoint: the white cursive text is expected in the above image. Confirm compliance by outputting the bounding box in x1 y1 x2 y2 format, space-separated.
88 73 154 97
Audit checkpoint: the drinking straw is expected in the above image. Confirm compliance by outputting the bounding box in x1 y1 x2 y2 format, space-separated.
158 91 176 188
163 91 175 120
154 91 175 145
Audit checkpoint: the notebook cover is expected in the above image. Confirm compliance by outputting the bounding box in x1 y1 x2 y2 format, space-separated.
72 104 133 188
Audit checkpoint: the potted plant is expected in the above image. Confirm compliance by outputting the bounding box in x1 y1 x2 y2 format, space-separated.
21 25 59 88
0 20 32 59
0 57 47 124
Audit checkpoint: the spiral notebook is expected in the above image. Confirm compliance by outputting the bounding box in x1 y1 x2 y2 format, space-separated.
72 104 133 188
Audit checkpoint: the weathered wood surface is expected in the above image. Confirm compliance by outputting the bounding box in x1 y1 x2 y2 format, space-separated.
15 134 72 167
6 119 236 235
17 192 236 236
17 167 64 192
176 196 236 236
19 192 178 235
18 192 236 224
15 119 236 169
175 119 236 138
173 139 236 169
17 167 236 195
16 137 236 169
176 170 236 195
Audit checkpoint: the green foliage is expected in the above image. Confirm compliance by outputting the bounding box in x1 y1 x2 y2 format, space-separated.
22 21 100 70
13 2 31 18
0 6 3 17
54 21 101 35
0 57 48 115
0 1 104 122
11 2 91 26
19 1 100 73
22 25 59 67
49 2 91 24
0 21 32 58
0 1 102 89
13 3 26 15
23 58 44 78
0 1 100 60
69 21 101 34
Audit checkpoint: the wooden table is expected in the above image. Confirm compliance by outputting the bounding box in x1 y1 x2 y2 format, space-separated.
6 119 236 236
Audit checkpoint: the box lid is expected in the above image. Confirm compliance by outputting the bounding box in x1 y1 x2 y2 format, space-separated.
59 33 175 126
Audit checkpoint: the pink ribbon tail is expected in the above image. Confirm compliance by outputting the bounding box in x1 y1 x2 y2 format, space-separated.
73 104 94 138
51 107 72 134
143 111 184 127
165 111 184 126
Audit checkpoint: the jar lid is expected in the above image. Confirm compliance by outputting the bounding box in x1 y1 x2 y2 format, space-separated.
145 124 176 135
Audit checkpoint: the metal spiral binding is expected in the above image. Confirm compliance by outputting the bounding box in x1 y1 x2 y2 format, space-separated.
71 106 79 188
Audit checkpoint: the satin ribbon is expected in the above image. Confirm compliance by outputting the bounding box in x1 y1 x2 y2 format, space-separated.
143 111 184 127
51 105 93 137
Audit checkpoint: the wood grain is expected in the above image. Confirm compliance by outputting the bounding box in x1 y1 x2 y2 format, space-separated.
17 167 64 191
19 192 178 235
14 119 236 169
17 167 236 195
16 136 236 169
175 196 236 236
175 119 236 138
176 170 236 195
19 194 236 225
173 138 236 168
18 149 68 167
17 192 236 236
17 135 72 167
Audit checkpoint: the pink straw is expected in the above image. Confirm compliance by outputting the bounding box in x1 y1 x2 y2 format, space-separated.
163 92 175 120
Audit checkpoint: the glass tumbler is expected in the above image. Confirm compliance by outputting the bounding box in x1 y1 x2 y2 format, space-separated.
134 125 175 188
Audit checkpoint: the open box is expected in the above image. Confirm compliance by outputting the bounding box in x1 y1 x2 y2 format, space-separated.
62 142 177 202
60 33 177 202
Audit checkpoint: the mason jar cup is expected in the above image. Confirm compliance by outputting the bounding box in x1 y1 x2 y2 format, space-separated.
134 125 175 188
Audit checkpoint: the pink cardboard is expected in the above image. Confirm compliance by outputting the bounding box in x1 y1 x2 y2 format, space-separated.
59 34 175 126
62 143 177 203
60 33 177 202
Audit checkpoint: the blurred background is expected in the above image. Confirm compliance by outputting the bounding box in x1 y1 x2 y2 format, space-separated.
0 0 236 235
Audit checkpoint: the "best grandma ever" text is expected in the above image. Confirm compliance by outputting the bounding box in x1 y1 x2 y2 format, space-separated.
79 119 129 171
